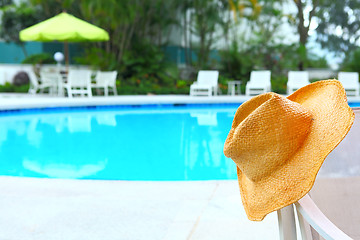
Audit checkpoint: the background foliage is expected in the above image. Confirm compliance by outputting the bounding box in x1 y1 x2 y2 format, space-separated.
1 0 360 94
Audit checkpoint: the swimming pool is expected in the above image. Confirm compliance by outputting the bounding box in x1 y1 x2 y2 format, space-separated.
1 99 359 181
0 104 239 181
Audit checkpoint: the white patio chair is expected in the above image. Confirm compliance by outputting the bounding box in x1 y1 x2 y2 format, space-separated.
287 71 310 95
278 194 352 240
91 71 118 96
189 70 219 96
27 70 60 95
39 71 62 96
245 70 271 96
27 70 39 94
338 72 360 97
64 69 92 98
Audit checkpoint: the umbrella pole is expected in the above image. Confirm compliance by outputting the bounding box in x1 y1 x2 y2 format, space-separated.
64 41 69 72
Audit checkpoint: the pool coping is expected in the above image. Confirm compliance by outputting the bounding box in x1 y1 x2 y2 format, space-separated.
0 94 250 111
1 93 360 111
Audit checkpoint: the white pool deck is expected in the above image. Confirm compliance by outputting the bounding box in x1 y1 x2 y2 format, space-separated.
0 177 281 240
0 93 359 240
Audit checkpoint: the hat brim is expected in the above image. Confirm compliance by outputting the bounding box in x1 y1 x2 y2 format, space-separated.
237 80 354 221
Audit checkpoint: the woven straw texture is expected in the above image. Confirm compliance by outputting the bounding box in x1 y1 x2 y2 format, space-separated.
223 80 354 221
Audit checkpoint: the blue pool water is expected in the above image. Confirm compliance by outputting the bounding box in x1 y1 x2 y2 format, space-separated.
0 104 240 181
348 102 360 108
1 101 359 181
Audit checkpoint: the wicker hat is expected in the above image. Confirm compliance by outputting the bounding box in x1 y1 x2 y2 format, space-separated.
223 80 354 221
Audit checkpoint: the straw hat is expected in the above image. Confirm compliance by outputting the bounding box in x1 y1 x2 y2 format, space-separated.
223 80 354 221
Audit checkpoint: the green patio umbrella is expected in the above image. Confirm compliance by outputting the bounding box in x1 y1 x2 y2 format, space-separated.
19 12 109 66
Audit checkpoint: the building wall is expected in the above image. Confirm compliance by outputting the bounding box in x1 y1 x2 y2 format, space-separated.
0 41 84 64
163 46 221 67
0 41 42 63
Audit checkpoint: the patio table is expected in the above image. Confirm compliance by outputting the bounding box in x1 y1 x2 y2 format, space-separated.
227 80 242 95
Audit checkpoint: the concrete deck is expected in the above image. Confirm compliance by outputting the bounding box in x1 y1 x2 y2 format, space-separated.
1 176 359 240
0 177 279 240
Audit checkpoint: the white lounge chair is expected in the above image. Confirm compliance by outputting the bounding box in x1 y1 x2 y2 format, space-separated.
287 71 310 95
189 70 219 96
91 71 118 96
245 70 271 96
278 194 352 240
338 72 360 96
64 69 92 98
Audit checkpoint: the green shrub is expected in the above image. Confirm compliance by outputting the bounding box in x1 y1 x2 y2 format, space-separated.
121 41 171 85
117 85 189 95
176 80 189 88
0 82 29 93
271 75 287 94
0 82 15 92
74 47 118 71
14 83 30 93
21 53 55 64
306 55 328 68
219 41 253 82
341 48 360 73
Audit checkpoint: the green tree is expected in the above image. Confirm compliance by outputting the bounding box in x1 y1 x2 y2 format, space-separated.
341 48 360 73
220 0 290 78
0 0 12 8
179 0 193 66
29 0 182 81
188 0 227 69
247 0 288 70
29 0 81 20
291 0 321 70
0 2 40 56
316 1 360 55
77 0 180 59
219 0 262 79
71 0 185 90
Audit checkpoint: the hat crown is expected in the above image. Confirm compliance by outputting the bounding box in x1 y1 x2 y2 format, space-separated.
224 93 313 182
